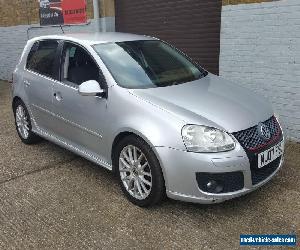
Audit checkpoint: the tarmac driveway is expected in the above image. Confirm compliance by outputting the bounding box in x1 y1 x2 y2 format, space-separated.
0 80 299 249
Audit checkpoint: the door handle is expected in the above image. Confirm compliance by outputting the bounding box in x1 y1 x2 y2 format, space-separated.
54 92 63 101
24 80 31 87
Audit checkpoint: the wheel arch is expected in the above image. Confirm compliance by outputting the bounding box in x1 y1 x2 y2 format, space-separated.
111 130 154 172
110 129 167 184
11 96 26 113
12 96 23 110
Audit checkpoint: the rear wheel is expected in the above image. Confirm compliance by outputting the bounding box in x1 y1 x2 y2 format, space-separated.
114 135 165 207
13 100 42 144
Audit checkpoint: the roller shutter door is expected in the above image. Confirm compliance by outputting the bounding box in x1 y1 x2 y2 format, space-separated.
115 0 222 75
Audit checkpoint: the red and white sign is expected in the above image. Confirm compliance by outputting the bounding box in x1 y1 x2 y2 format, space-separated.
40 0 87 26
61 0 87 25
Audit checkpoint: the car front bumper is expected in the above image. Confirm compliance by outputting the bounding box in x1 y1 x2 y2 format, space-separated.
155 139 284 204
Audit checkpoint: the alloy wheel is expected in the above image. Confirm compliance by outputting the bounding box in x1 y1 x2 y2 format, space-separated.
119 145 152 200
15 105 30 139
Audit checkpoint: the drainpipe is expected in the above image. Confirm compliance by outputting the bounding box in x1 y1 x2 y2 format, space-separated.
101 0 107 32
101 17 107 32
93 0 101 32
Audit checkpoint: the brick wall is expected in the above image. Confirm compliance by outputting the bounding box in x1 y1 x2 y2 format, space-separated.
0 18 115 81
0 0 115 81
220 0 300 141
0 0 115 27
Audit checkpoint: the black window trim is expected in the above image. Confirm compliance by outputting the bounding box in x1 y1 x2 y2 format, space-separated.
25 38 61 81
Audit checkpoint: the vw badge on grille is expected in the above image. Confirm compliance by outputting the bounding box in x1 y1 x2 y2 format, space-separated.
258 122 271 141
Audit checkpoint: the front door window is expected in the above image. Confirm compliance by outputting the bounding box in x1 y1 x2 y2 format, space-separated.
62 43 100 85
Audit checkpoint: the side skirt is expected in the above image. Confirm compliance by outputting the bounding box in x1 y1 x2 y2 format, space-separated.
33 127 113 171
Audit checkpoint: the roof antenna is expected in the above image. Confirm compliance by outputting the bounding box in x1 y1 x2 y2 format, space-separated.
60 25 65 34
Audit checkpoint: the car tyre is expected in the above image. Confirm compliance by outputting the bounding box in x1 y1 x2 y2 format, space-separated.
13 99 42 144
114 135 166 207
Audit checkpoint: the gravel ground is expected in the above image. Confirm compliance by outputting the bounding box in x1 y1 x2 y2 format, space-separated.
0 80 299 249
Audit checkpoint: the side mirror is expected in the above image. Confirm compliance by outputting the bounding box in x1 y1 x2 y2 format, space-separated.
78 80 105 97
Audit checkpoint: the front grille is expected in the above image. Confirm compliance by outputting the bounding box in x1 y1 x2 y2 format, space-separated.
251 157 281 185
233 116 283 186
196 171 244 193
232 116 281 152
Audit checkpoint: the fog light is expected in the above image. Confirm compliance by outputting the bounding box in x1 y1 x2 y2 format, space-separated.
196 172 244 194
206 180 223 193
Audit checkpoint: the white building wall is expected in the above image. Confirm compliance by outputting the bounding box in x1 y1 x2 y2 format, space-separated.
0 17 115 81
220 0 300 141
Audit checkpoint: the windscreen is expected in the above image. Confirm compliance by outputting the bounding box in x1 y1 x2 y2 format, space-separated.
93 40 207 89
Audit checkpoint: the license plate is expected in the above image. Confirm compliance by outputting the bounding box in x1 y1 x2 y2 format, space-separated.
258 141 284 168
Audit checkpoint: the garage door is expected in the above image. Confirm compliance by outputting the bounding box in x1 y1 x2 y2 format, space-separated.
115 0 222 75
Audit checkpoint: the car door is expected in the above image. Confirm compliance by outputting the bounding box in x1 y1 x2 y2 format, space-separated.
23 39 60 133
52 41 109 161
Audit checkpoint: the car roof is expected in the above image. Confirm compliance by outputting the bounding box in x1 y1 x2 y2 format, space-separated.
29 32 157 46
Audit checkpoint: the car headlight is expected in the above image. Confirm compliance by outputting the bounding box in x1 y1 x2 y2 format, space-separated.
182 125 235 153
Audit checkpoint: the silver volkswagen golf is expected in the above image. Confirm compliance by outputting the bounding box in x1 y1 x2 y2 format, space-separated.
12 32 285 206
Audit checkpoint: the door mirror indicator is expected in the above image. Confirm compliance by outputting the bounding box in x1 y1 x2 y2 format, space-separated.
78 80 105 97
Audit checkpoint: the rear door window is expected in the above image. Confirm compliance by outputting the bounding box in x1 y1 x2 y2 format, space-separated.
26 40 59 79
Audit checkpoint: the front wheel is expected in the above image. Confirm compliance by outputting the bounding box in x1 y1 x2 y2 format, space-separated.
114 135 165 207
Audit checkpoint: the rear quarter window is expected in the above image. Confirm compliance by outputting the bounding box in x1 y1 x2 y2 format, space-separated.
26 40 58 79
